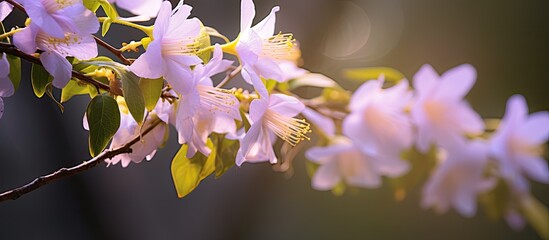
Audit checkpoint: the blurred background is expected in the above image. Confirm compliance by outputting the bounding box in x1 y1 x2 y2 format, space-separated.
1 0 548 239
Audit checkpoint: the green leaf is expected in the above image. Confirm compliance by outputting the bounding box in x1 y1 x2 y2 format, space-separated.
197 23 212 63
120 71 145 124
171 140 217 198
87 94 121 157
212 134 239 178
390 146 438 199
6 55 21 91
343 67 405 82
139 78 164 112
289 73 341 90
98 0 119 19
31 64 53 98
101 18 113 37
82 0 100 12
61 80 90 103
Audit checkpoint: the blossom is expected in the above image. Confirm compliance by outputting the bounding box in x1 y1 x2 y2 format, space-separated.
0 2 13 21
422 141 495 217
343 78 413 158
489 95 549 194
234 0 299 88
129 1 202 94
0 53 15 119
302 107 335 137
306 137 409 191
19 0 98 39
236 93 309 166
173 45 241 158
108 0 162 18
411 64 484 152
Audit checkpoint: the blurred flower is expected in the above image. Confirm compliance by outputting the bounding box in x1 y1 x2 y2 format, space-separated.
236 94 309 166
234 0 298 89
411 64 484 152
489 95 549 194
19 0 98 39
174 45 241 158
108 0 162 18
302 107 335 137
0 2 13 21
422 141 494 217
129 1 202 93
0 53 14 119
343 78 413 158
306 137 409 191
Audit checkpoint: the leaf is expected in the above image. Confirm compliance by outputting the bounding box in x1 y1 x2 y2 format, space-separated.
61 80 90 103
390 146 438 199
101 18 113 37
171 140 217 198
6 55 21 90
31 64 53 98
289 73 341 90
45 84 64 113
98 0 119 19
212 134 239 178
343 67 405 82
86 94 121 157
120 71 145 124
196 23 212 63
82 0 100 12
139 78 164 112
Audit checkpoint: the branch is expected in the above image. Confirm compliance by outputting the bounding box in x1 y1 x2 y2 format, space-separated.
93 36 133 65
0 42 111 92
216 65 242 88
0 118 163 202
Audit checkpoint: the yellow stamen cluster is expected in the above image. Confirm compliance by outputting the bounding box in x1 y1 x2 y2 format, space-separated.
197 86 238 115
37 32 82 55
262 33 296 60
45 0 75 12
161 37 200 56
264 110 311 146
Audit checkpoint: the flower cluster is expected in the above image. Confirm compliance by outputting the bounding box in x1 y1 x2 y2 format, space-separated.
0 0 547 237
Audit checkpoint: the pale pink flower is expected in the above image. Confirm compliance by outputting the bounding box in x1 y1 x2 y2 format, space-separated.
236 93 309 166
343 78 413 158
236 0 298 88
108 0 162 18
0 53 15 119
306 137 409 191
129 1 202 94
302 107 335 137
411 64 484 152
19 0 98 38
174 45 241 158
422 141 495 217
489 95 549 194
0 2 13 21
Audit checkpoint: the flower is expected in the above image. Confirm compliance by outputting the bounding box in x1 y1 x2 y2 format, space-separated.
236 93 309 166
302 107 335 137
343 78 413 158
489 95 549 194
19 0 98 39
108 0 162 18
173 45 241 158
0 53 15 119
234 0 299 88
13 23 98 88
306 137 409 191
422 140 495 217
411 64 484 152
0 2 13 21
129 0 202 94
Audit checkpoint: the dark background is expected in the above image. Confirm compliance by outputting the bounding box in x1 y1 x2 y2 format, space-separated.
1 0 548 239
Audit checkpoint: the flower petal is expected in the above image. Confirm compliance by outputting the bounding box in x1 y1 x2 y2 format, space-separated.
269 94 304 117
302 107 335 137
0 54 14 98
0 2 13 21
13 25 39 55
236 122 262 166
518 111 549 145
251 6 280 39
152 1 172 39
437 64 476 100
312 161 341 190
240 0 255 31
129 40 164 79
413 64 439 96
40 51 72 88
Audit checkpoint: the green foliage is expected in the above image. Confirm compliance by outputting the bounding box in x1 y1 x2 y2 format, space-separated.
120 71 145 124
61 80 90 103
86 94 121 157
343 67 405 82
31 64 53 98
139 78 164 112
171 140 217 198
61 57 114 102
211 134 239 178
84 0 119 36
390 147 438 198
101 18 113 37
82 0 101 11
197 23 212 63
6 55 21 91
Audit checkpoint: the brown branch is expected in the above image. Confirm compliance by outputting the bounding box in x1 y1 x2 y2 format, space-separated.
216 65 242 88
93 36 133 65
0 118 163 202
0 42 111 91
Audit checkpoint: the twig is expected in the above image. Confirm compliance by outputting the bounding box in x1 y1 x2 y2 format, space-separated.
0 42 111 91
93 36 133 65
217 65 242 88
0 118 163 202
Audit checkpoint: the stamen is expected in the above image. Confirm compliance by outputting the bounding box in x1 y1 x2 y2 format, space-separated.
261 33 296 61
36 31 83 55
264 110 311 146
197 85 239 118
161 37 200 56
44 0 76 12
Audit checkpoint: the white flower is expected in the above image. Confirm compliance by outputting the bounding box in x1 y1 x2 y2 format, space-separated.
306 137 409 191
411 64 484 152
343 78 413 158
422 140 495 217
0 53 15 119
489 95 549 194
108 0 162 18
0 2 13 21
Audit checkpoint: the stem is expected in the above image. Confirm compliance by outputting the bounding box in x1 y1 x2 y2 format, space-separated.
98 17 153 37
0 28 22 41
217 64 242 88
0 42 110 92
0 118 163 202
94 36 132 65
